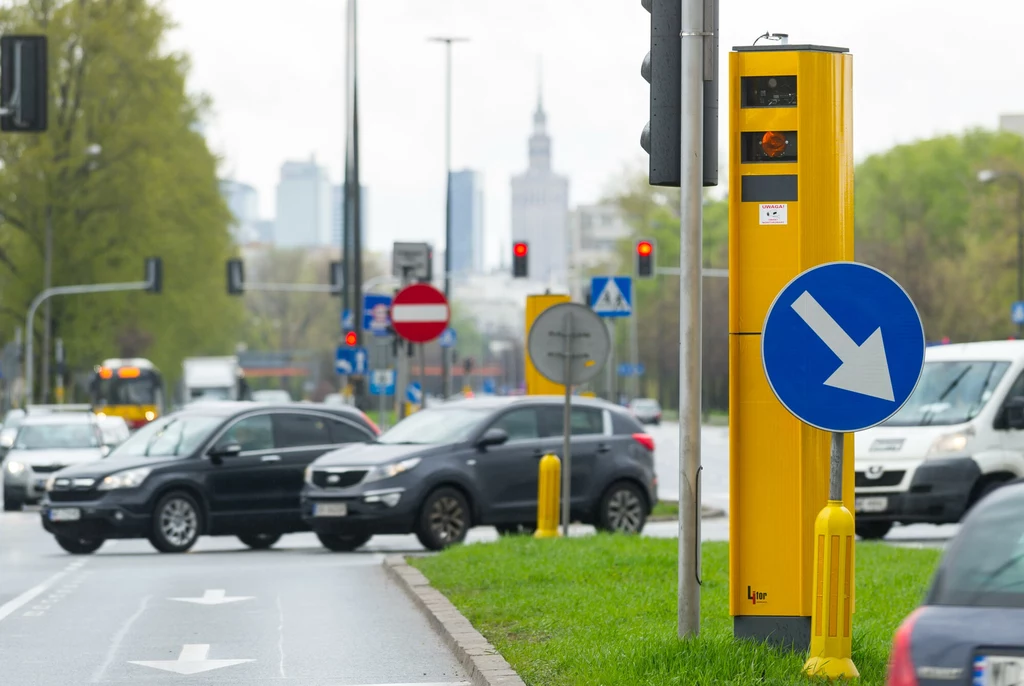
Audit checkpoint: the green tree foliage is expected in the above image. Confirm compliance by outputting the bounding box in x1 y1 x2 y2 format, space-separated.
0 0 244 398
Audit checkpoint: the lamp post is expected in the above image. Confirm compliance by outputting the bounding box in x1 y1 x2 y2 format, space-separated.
978 169 1024 337
428 36 467 399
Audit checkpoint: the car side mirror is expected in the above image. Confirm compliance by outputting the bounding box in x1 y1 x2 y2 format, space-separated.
209 442 243 461
477 428 508 448
100 445 111 457
1005 397 1024 430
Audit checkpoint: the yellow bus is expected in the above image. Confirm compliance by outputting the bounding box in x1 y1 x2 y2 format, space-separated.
88 358 166 430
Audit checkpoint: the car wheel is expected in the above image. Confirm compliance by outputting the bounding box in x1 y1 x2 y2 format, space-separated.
316 532 371 552
237 533 282 550
495 523 535 536
415 487 471 551
596 481 647 534
149 491 202 553
54 534 104 555
855 521 892 540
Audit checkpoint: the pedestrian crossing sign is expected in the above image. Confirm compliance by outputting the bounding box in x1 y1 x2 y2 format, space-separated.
590 276 632 318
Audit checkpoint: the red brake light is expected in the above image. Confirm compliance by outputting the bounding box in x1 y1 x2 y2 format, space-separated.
632 433 655 452
886 608 924 686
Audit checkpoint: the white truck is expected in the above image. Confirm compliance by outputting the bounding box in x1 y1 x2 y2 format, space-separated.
182 356 251 403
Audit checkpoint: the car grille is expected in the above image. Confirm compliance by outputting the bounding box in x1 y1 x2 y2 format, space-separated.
47 490 103 503
46 476 102 502
312 469 367 489
855 470 905 488
30 465 65 473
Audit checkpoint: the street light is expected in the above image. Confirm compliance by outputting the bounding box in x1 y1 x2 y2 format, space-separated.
978 168 1024 336
428 35 468 400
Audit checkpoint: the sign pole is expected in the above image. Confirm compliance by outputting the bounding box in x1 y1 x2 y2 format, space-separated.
561 310 573 538
378 374 387 431
419 344 427 406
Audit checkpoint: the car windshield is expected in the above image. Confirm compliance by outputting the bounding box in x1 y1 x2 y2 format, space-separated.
109 414 222 458
927 490 1024 609
14 423 100 450
2 410 25 430
376 407 491 445
92 375 159 405
882 360 1009 427
632 399 659 410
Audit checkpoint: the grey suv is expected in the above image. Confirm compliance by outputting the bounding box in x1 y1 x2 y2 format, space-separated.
300 395 658 551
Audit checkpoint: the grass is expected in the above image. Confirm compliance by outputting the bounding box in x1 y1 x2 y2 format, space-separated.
410 536 941 686
651 500 678 518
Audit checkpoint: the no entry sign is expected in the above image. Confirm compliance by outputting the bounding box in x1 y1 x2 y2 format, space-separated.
390 283 450 343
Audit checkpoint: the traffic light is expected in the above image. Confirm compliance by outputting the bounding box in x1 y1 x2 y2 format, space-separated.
512 241 528 278
329 261 343 296
227 259 244 295
0 35 47 132
144 257 162 294
640 0 718 187
344 331 357 347
636 239 655 279
463 357 473 374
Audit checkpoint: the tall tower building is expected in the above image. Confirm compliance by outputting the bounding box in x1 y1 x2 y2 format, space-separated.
450 169 485 277
274 155 331 247
511 80 570 285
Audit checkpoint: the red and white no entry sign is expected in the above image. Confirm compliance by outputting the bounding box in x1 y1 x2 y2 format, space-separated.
390 283 450 343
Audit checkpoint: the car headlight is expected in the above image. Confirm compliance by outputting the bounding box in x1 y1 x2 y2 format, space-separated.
926 428 974 457
0 434 13 448
5 460 25 475
304 464 315 485
97 467 152 491
363 457 421 484
45 475 57 491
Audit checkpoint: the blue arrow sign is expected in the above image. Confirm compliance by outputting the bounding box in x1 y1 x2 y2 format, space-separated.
590 276 632 317
761 262 925 434
406 382 422 404
341 309 354 331
335 346 368 375
1012 301 1024 326
438 327 457 349
369 369 396 396
363 294 393 335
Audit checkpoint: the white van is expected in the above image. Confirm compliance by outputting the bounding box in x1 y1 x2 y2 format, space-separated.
854 340 1024 540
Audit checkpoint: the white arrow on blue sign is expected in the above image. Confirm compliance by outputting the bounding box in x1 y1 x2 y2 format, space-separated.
335 346 368 375
1012 301 1024 326
406 382 422 404
341 309 354 331
761 262 926 434
438 327 457 348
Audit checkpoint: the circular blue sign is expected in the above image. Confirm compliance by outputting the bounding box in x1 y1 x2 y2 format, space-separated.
761 262 926 433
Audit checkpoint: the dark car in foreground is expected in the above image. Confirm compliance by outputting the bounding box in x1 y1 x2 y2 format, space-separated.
38 402 379 554
885 478 1024 686
301 396 657 552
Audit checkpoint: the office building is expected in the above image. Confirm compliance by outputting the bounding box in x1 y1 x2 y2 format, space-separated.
219 179 259 243
449 170 484 277
274 156 332 247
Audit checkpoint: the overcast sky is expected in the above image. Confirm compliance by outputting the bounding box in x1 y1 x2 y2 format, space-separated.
163 0 1024 266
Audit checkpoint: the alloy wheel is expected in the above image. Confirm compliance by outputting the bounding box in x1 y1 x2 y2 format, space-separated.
428 495 466 544
160 497 198 547
606 488 644 533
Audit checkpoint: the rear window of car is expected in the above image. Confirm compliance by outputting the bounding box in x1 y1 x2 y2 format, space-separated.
927 488 1024 609
611 410 645 435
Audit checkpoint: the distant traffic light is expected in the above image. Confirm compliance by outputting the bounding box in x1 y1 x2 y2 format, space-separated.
227 258 244 295
512 242 528 278
144 257 162 294
344 331 357 347
640 0 718 187
636 239 655 279
0 35 48 132
329 261 343 296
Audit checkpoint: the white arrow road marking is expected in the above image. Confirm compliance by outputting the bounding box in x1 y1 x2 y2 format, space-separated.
129 644 253 675
169 589 253 605
790 290 895 402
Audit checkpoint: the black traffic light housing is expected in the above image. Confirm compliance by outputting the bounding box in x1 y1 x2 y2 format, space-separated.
640 0 718 187
329 260 343 296
636 238 655 279
227 258 244 295
512 241 528 278
463 357 473 374
1 35 48 132
144 257 162 294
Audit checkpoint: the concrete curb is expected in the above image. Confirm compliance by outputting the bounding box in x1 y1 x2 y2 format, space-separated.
383 555 527 686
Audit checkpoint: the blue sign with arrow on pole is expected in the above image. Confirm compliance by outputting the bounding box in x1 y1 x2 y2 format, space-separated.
1012 301 1024 326
761 262 926 434
335 346 368 375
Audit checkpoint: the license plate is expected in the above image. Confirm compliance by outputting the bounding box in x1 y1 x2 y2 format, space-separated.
974 655 1024 686
855 497 888 513
48 508 81 522
313 503 348 517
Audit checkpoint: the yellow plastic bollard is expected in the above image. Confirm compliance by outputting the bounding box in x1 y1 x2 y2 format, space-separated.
533 454 562 538
803 501 859 680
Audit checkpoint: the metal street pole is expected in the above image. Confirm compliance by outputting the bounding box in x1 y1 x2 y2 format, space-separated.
429 36 467 400
40 204 52 402
678 0 705 639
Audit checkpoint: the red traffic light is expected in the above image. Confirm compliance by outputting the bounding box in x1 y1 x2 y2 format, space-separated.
637 241 653 256
513 242 528 257
344 331 357 346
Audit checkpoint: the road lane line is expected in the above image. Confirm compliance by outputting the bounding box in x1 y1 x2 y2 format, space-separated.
0 560 86 623
276 594 286 678
91 594 152 683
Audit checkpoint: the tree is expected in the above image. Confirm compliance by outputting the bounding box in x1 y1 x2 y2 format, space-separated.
0 0 245 399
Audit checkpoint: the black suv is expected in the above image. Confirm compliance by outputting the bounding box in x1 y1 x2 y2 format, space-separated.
39 402 379 554
301 396 657 551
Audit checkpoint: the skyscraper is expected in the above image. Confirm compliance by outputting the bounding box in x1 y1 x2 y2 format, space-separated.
219 179 259 243
274 156 331 247
511 86 570 285
450 170 484 277
331 184 369 248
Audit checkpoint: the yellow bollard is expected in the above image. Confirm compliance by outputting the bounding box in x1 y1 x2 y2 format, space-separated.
803 500 859 680
533 454 562 538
